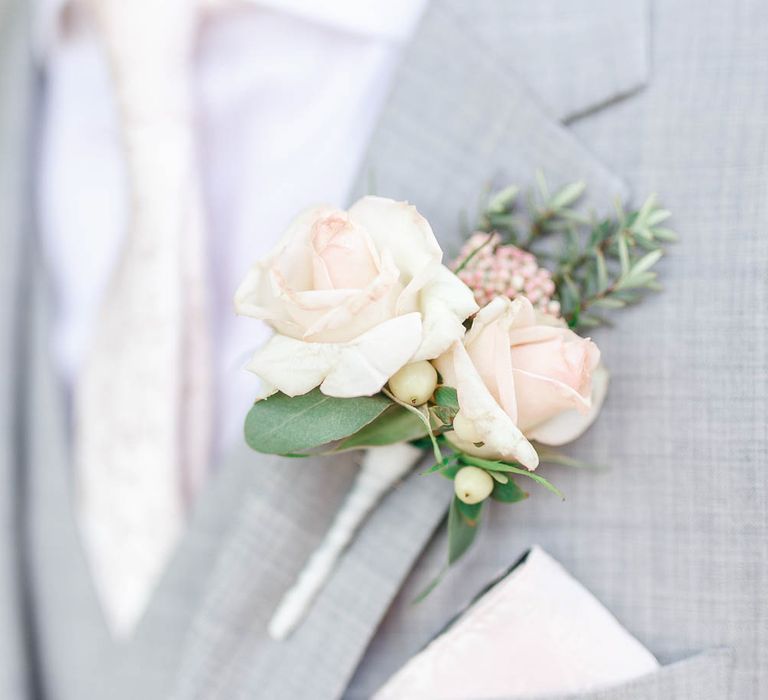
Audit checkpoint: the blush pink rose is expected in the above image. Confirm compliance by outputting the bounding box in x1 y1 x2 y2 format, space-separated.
435 296 608 467
235 196 478 398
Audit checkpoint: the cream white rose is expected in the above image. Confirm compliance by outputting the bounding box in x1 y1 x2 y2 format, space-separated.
435 296 608 468
235 196 478 398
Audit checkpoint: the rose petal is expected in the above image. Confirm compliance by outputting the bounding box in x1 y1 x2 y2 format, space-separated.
411 266 478 361
246 313 423 398
462 296 520 422
234 264 304 338
268 246 402 343
234 204 335 322
348 196 443 312
309 212 380 289
527 365 610 446
435 340 539 469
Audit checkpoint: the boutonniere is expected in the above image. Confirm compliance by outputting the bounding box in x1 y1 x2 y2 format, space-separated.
235 175 675 638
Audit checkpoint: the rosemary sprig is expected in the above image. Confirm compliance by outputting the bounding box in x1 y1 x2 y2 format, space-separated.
476 173 676 331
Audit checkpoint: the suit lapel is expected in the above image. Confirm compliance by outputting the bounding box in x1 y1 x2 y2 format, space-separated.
169 2 641 698
350 0 633 248
0 0 37 695
444 0 650 123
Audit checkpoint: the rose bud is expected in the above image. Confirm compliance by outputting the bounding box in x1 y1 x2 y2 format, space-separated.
454 466 494 504
388 361 438 406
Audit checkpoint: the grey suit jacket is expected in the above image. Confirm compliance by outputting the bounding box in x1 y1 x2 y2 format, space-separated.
1 0 765 698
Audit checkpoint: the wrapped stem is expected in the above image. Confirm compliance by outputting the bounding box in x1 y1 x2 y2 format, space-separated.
268 442 423 640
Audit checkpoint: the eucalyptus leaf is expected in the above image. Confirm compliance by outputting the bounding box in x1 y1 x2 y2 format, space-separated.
244 389 391 455
336 405 427 451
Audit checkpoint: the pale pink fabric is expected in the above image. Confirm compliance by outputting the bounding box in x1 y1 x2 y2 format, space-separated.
374 547 658 699
74 0 211 637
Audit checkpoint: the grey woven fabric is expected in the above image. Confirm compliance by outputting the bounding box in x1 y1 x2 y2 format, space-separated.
1 0 765 698
346 1 767 698
0 0 33 696
535 650 734 700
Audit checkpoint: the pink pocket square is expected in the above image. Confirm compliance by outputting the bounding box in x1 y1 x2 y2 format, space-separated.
375 546 658 699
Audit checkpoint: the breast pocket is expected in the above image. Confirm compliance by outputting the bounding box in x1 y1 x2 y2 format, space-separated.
524 648 733 700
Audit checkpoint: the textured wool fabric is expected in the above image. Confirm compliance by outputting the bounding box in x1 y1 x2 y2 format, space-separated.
1 0 765 699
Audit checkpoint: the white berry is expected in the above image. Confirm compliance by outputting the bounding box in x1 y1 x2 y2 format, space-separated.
454 466 494 504
388 361 438 406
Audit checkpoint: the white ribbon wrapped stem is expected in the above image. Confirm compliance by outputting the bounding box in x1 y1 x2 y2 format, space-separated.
268 442 423 640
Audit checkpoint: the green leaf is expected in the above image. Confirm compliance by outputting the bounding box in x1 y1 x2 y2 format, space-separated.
591 297 626 310
434 385 459 410
456 498 482 524
244 389 391 455
424 454 458 474
457 454 564 499
448 496 482 564
617 232 630 275
412 566 448 604
486 185 519 214
550 181 586 210
630 249 664 276
616 270 657 290
440 463 461 480
336 405 427 451
429 405 457 426
637 193 657 222
652 227 678 242
491 478 528 503
576 313 606 328
594 248 609 291
646 208 671 226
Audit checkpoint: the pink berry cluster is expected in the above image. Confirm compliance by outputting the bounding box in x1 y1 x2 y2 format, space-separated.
452 232 561 315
